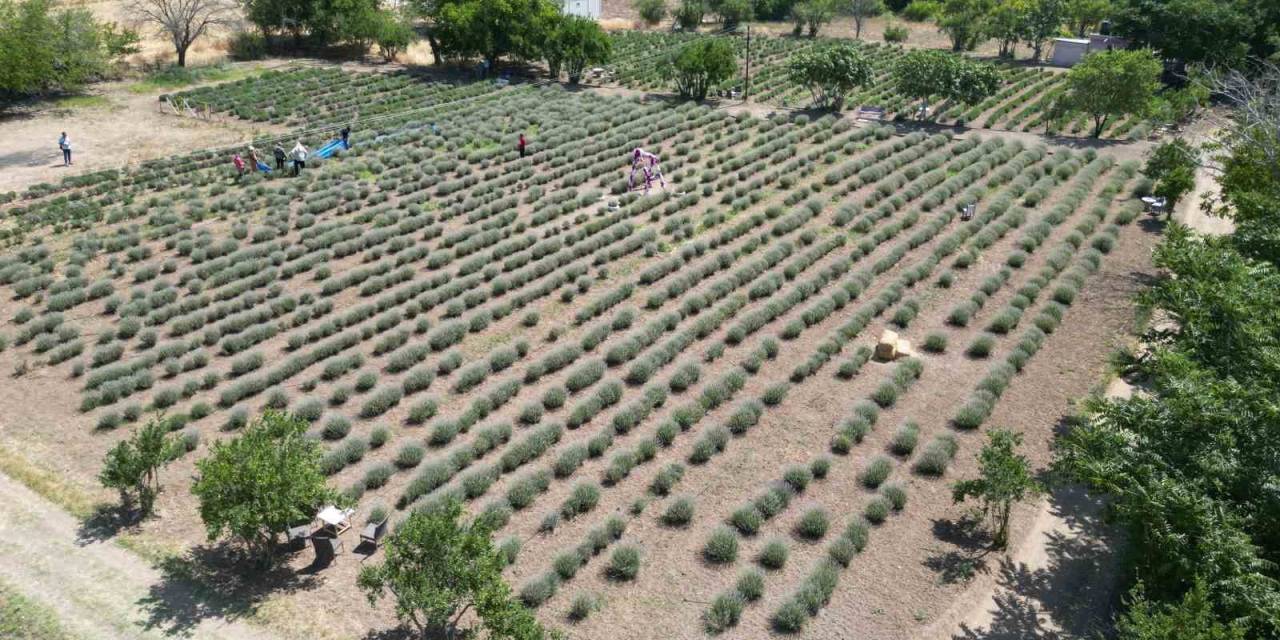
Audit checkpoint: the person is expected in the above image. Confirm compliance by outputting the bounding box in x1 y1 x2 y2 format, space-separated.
232 153 246 178
340 126 351 149
58 132 72 166
517 133 527 158
273 143 287 171
246 146 260 172
290 140 308 176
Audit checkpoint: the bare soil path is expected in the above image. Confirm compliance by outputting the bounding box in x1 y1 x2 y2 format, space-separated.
0 471 275 640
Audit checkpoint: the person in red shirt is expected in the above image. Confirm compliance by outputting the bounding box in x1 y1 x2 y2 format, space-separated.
517 133 527 158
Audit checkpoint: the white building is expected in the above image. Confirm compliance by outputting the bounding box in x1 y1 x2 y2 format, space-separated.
562 0 601 19
1050 34 1132 67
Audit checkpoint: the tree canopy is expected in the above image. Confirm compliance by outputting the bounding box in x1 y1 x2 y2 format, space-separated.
1112 0 1278 66
99 417 182 515
1056 48 1161 138
892 48 1002 116
787 44 873 110
0 0 137 100
665 38 737 101
358 500 551 639
191 411 333 565
937 0 995 51
430 0 560 71
952 428 1040 548
543 14 611 85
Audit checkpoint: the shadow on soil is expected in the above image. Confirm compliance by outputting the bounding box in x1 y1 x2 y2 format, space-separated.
137 542 321 636
947 483 1123 640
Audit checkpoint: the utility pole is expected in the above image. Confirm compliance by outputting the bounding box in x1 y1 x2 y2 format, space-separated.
744 24 751 103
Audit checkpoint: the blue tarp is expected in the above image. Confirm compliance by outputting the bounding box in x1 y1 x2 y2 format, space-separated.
256 161 272 172
313 138 350 160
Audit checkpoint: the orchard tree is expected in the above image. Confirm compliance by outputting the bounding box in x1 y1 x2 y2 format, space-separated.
1064 0 1109 36
787 44 872 110
952 428 1041 549
99 417 181 515
1020 0 1064 61
848 0 883 39
544 14 611 84
938 0 994 51
126 0 233 66
358 501 550 639
665 37 736 100
0 0 138 99
986 0 1026 58
375 9 416 62
673 0 704 29
430 0 560 71
633 0 667 25
1057 48 1160 137
1144 138 1198 209
191 411 333 566
1113 0 1254 66
709 0 751 31
893 48 1001 117
790 0 837 37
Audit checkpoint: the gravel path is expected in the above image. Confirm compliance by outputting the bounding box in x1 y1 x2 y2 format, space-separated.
0 472 275 640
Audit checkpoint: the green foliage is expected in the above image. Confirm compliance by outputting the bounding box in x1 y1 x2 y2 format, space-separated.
665 38 737 101
358 500 550 639
954 428 1040 548
375 9 416 62
790 0 839 38
674 0 705 29
937 0 995 51
0 0 137 99
893 48 1002 116
191 411 333 565
633 0 667 24
704 526 739 563
1057 49 1162 138
787 44 873 111
98 417 180 514
543 14 611 84
1144 138 1199 209
704 590 745 633
429 0 561 70
1112 0 1269 66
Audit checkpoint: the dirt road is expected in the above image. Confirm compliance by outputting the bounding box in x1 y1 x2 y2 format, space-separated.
0 472 274 640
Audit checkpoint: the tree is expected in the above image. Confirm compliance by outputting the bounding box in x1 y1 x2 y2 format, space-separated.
790 0 836 37
1144 138 1198 209
848 0 883 39
986 0 1026 58
787 44 872 110
191 411 333 566
674 0 705 29
430 0 559 71
1056 48 1160 137
126 0 233 67
665 37 736 100
952 429 1040 549
99 417 180 515
710 0 752 31
937 0 994 51
543 14 611 84
892 48 1001 117
633 0 667 25
0 0 136 100
1117 582 1247 640
375 9 416 62
1113 0 1258 67
1020 0 1064 61
1064 0 1109 36
358 500 550 640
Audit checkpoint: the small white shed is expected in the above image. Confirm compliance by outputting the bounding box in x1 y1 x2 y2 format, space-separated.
1050 38 1090 67
561 0 601 19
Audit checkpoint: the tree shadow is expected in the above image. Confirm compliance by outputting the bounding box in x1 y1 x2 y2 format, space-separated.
76 502 144 545
950 484 1124 640
924 514 994 585
136 541 321 636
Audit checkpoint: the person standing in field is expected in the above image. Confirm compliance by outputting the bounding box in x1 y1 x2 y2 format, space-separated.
291 140 308 176
58 132 72 166
517 133 527 158
232 153 246 178
273 143 287 171
247 146 260 172
340 126 351 149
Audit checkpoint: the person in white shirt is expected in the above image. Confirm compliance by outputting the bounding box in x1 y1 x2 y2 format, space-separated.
58 132 72 166
290 141 308 176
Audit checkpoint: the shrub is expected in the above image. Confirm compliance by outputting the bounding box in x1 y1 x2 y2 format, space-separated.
662 496 695 527
554 551 583 580
395 444 425 468
323 415 352 440
704 527 739 564
568 592 598 622
810 456 831 479
884 22 909 42
828 536 857 567
520 572 558 607
737 569 765 601
914 433 959 475
966 334 996 358
860 456 892 488
668 362 701 392
882 483 908 510
923 332 948 353
772 599 808 633
223 407 249 431
796 508 830 540
864 496 891 523
871 382 900 408
608 545 641 581
369 426 390 448
759 538 788 569
542 386 567 409
731 506 763 535
783 465 813 492
360 386 402 418
704 591 745 634
650 463 684 496
891 421 920 456
561 482 601 519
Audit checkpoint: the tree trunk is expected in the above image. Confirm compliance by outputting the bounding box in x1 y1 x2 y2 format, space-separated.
177 44 188 67
854 17 862 39
994 502 1011 548
426 33 442 65
1092 114 1108 138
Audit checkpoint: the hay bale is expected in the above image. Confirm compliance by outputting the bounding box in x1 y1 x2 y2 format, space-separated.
896 338 915 359
875 330 900 361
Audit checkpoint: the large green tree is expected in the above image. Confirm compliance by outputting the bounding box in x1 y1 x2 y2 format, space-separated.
1064 0 1109 36
422 0 559 71
665 37 737 101
191 411 333 565
1112 0 1268 66
952 429 1041 549
787 44 873 110
1056 48 1160 138
0 0 136 100
358 500 550 639
543 14 611 85
892 48 1002 117
99 417 181 515
937 0 994 51
1020 0 1064 61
